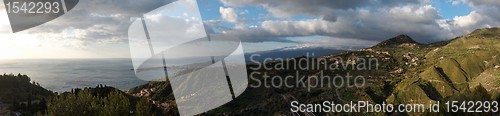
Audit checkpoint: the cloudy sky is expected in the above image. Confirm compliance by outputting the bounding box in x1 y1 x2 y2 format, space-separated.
0 0 499 59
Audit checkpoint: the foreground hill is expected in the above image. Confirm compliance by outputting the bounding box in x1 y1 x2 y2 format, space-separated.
387 28 500 108
128 27 500 115
3 28 495 115
0 74 53 115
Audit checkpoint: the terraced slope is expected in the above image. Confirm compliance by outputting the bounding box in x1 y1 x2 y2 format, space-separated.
130 27 500 115
389 28 500 107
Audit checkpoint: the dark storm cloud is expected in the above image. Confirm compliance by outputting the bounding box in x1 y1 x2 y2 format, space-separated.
217 0 499 44
217 0 455 43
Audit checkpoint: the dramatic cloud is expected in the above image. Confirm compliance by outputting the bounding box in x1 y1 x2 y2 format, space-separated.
216 0 499 45
19 0 498 47
24 0 173 47
234 4 453 43
3 0 498 57
445 0 500 35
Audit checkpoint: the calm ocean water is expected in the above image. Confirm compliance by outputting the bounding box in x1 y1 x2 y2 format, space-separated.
0 58 147 92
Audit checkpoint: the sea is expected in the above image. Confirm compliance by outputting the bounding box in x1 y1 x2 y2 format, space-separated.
0 58 148 92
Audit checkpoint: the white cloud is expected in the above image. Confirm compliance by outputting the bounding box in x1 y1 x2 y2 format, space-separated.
2 0 499 58
22 0 175 44
216 0 467 44
452 11 482 27
446 0 500 35
218 0 500 45
258 5 454 43
219 7 239 23
0 0 172 58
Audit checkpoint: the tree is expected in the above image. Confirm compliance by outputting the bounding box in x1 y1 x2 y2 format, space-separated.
100 90 131 116
135 98 154 116
45 90 99 116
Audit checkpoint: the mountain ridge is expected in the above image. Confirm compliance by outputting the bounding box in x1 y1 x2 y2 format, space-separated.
125 27 500 115
14 27 499 115
372 34 419 48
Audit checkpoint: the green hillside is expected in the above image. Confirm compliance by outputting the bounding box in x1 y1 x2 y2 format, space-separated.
0 74 54 115
9 27 496 115
388 28 500 115
126 27 500 115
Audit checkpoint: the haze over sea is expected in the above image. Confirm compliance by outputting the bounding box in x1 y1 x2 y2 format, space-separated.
0 58 147 92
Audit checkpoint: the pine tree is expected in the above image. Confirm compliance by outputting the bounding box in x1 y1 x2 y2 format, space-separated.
100 90 131 116
135 97 153 116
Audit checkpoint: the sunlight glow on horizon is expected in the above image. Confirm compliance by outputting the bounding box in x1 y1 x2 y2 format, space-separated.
0 0 130 59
